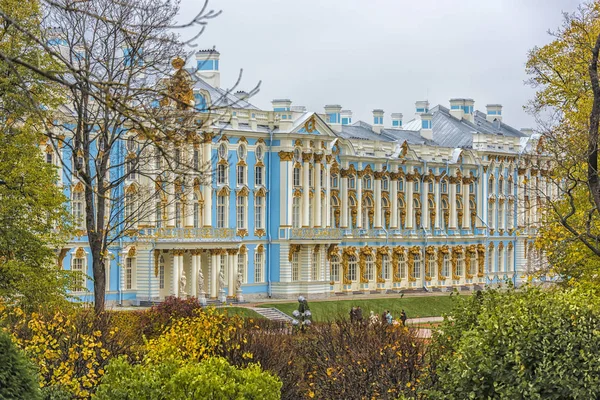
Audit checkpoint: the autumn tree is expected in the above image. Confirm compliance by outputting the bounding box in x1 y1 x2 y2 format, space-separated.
0 0 255 313
526 1 600 283
0 0 73 308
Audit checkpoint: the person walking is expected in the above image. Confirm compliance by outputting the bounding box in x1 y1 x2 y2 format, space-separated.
381 310 388 323
386 310 393 325
400 309 407 326
369 311 379 326
350 306 356 323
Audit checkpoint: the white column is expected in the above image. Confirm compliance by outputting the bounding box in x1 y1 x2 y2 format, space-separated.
390 178 398 229
374 168 382 229
480 168 488 228
324 161 331 227
356 171 363 228
450 181 457 229
281 157 293 226
227 251 235 297
434 177 441 229
203 140 212 227
302 155 310 227
167 181 175 227
315 160 322 227
341 173 348 228
185 200 193 227
172 251 180 297
406 178 414 229
191 251 198 297
463 181 470 229
421 178 428 229
210 251 218 298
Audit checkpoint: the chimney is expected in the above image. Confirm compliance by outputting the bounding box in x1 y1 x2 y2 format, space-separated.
449 98 475 122
520 128 533 137
324 104 342 133
415 101 429 118
486 104 503 122
272 99 292 111
373 109 384 134
391 113 403 128
291 105 306 113
195 49 220 88
341 110 353 126
420 113 433 141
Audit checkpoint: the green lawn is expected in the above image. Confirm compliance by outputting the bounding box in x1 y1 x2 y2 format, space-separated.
259 295 456 322
216 307 265 319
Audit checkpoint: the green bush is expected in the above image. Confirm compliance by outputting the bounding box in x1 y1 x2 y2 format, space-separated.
426 286 600 399
0 329 41 400
95 356 282 400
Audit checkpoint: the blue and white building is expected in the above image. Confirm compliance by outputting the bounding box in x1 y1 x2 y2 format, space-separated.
49 50 549 305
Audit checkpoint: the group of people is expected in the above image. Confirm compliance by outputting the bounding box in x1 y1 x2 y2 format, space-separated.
349 306 408 326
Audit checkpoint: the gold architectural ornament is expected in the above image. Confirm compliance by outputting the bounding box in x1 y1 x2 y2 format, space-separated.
313 153 324 162
400 141 409 157
465 245 477 279
238 245 247 255
375 247 390 283
437 245 450 280
125 183 138 195
451 245 463 280
304 115 317 133
309 190 314 199
237 229 248 238
341 247 357 285
217 186 230 196
327 244 339 261
477 244 486 277
127 246 137 257
154 249 161 277
255 228 266 237
302 152 313 163
392 246 406 282
237 186 249 197
227 248 239 256
288 244 301 262
75 247 86 258
164 58 194 109
424 245 436 281
359 246 374 284
278 151 294 162
457 210 464 228
508 242 514 250
203 132 214 143
407 246 420 282
255 187 267 197
256 244 265 253
73 181 85 193
293 188 302 198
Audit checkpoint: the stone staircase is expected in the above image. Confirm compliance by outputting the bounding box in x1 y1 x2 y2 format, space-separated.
248 307 294 322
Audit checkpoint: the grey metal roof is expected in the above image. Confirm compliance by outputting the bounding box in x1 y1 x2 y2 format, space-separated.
186 69 260 110
381 128 437 146
340 122 395 142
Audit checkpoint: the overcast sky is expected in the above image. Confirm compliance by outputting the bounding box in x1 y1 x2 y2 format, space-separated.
178 0 583 130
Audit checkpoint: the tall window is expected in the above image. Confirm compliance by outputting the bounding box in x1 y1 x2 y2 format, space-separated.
193 149 199 171
399 252 407 279
72 190 84 229
382 177 389 191
507 203 514 229
292 197 301 228
309 166 314 188
237 165 246 186
399 178 405 192
254 251 264 283
413 251 422 279
349 175 356 189
255 166 264 186
125 191 137 223
159 256 165 289
155 150 162 170
441 179 448 193
487 247 494 273
175 195 182 228
126 157 136 180
414 181 420 193
293 166 301 187
498 247 504 273
456 252 464 277
488 202 495 229
174 148 181 168
292 252 300 281
194 193 202 228
382 254 390 280
499 177 504 195
254 195 264 229
72 256 86 291
427 254 436 280
413 199 420 228
125 257 134 290
507 245 513 272
331 174 339 188
469 253 477 276
331 255 340 281
217 164 227 185
46 152 53 164
442 253 451 277
217 195 227 228
398 198 405 228
236 195 246 230
348 255 357 281
312 250 319 281
238 252 246 283
155 201 163 228
488 178 494 195
363 175 372 190
365 255 374 280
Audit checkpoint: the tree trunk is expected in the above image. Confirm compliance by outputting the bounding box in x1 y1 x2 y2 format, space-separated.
90 236 106 314
588 33 600 216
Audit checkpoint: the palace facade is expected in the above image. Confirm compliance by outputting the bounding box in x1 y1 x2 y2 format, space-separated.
51 50 549 305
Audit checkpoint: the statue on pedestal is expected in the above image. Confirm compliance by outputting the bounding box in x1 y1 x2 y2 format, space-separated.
236 272 242 292
218 268 225 292
179 269 187 297
197 268 205 295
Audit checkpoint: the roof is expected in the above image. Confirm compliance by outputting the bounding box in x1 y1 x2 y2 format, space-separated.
187 68 260 110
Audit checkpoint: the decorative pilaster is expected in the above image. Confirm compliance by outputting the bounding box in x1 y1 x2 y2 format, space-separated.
314 155 323 227
302 153 311 227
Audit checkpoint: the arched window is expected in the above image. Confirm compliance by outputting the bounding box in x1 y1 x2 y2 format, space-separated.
292 197 301 228
125 256 135 290
292 252 300 281
441 199 449 229
382 254 390 280
414 180 420 193
72 252 86 291
217 164 227 185
488 177 494 195
363 175 372 190
441 179 448 193
382 177 389 191
469 252 477 276
469 182 474 194
293 166 301 187
413 251 422 279
126 157 136 180
399 252 407 279
365 255 374 280
399 178 405 192
442 253 451 277
362 196 373 229
507 245 514 273
348 255 358 281
499 177 504 196
72 189 84 229
498 246 504 273
507 202 514 229
236 195 246 230
349 175 356 189
413 198 421 228
428 180 434 192
487 246 494 273
331 195 340 228
331 174 339 188
488 201 495 229
427 252 436 280
382 197 390 228
238 250 247 284
175 192 182 228
255 194 264 230
217 195 227 228
254 248 264 283
193 192 202 228
125 189 137 224
456 251 464 277
398 197 406 228
456 183 461 194
331 255 340 281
